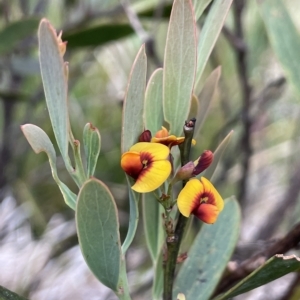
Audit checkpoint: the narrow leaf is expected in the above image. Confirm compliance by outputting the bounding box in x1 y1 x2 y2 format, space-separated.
83 123 101 177
163 0 197 136
152 252 164 300
21 124 76 210
257 0 300 98
195 66 221 137
38 19 69 161
188 94 199 121
121 176 140 254
174 197 241 300
121 44 147 153
64 24 134 48
203 130 233 181
144 68 164 134
192 0 212 21
142 193 164 262
76 178 121 291
195 0 233 87
214 254 300 299
0 18 39 55
0 285 28 300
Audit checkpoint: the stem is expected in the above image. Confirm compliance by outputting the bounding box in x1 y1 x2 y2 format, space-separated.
116 258 132 300
233 0 252 208
163 118 196 300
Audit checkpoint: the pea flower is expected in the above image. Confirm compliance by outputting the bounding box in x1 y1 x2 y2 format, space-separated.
177 177 224 224
151 126 196 148
121 142 171 193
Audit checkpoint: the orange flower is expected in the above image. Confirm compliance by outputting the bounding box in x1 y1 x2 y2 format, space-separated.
151 126 196 148
121 142 171 193
177 177 224 224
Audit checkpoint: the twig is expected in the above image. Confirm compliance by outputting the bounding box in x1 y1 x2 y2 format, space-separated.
232 0 253 208
212 221 300 296
120 0 150 42
120 0 161 66
253 158 300 241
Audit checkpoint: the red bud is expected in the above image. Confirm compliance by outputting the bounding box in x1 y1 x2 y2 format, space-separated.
192 150 213 175
138 130 152 142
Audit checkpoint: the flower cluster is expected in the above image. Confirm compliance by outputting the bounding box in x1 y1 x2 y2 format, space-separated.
121 127 224 224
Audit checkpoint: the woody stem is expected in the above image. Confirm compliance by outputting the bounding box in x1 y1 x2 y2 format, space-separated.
163 118 196 300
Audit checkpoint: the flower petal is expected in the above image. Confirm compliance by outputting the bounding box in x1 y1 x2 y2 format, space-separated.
129 142 170 160
200 177 224 212
177 179 204 217
132 160 171 192
121 151 143 180
193 203 219 224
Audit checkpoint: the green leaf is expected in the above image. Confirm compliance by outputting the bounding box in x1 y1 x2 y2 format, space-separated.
0 285 28 300
214 254 300 299
76 178 121 291
63 24 134 48
188 94 199 120
121 44 147 153
195 0 233 87
83 123 101 177
192 0 212 21
142 193 164 300
257 0 300 98
121 176 140 254
173 197 241 300
152 252 164 300
142 193 164 262
21 124 76 210
38 19 69 162
194 66 221 138
163 0 197 136
203 130 233 181
144 68 164 134
0 18 39 55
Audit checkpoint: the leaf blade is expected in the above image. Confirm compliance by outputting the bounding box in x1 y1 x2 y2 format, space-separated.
76 178 121 291
121 44 147 153
38 19 69 161
195 0 233 87
174 197 241 300
194 66 221 137
203 130 234 181
163 0 197 136
214 254 300 299
21 124 76 210
83 123 101 177
257 0 300 98
144 68 164 134
121 176 140 254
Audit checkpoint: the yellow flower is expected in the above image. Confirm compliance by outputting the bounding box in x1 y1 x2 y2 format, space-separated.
151 126 196 148
177 177 224 224
121 142 171 193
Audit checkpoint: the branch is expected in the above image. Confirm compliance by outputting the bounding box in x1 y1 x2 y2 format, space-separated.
213 221 300 296
121 0 161 66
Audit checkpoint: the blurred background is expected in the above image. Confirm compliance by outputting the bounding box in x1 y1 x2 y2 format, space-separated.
0 0 300 299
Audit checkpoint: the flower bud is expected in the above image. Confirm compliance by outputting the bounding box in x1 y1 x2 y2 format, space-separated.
138 130 152 142
155 126 169 138
192 150 213 176
173 161 195 183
